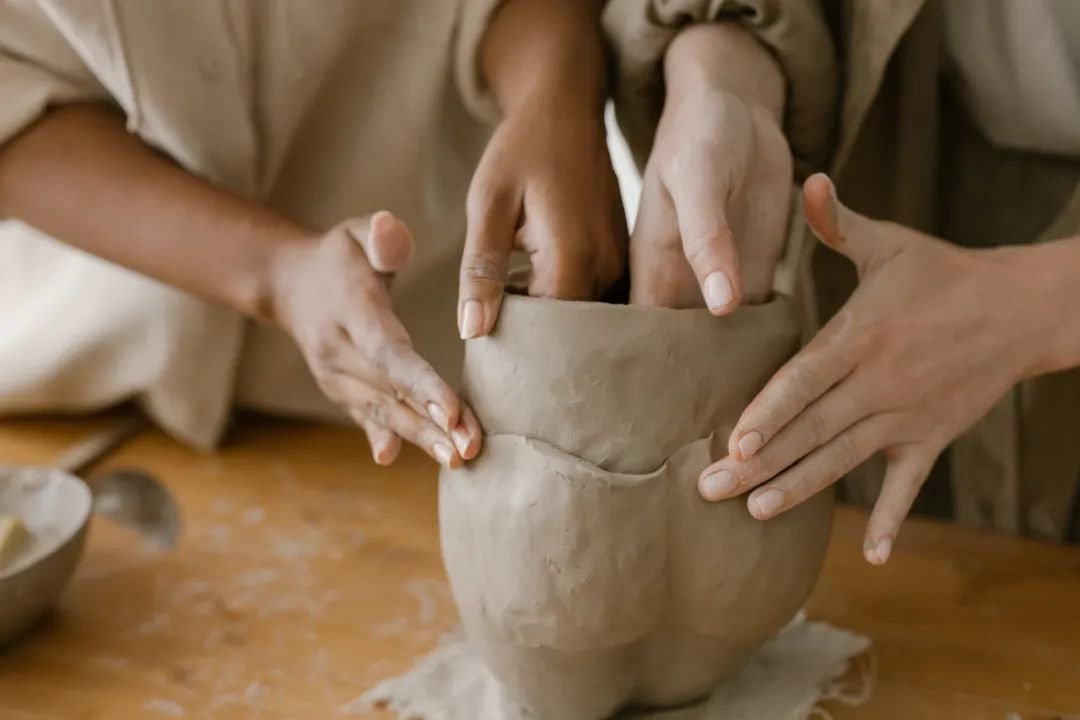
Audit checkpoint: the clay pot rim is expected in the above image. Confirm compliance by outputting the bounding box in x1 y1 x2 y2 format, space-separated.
498 291 788 320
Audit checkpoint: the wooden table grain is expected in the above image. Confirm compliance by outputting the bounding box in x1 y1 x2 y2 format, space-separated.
0 416 1077 719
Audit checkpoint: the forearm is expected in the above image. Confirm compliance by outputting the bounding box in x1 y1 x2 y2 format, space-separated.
1014 236 1080 377
664 22 784 123
480 0 607 120
0 104 310 322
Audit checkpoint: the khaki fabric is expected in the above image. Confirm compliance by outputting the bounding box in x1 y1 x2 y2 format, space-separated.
606 0 1080 540
0 0 503 448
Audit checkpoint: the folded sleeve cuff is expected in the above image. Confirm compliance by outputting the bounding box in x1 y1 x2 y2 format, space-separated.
603 0 838 178
455 0 508 125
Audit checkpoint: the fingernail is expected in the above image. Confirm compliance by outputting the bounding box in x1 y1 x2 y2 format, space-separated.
433 443 455 468
737 431 763 460
864 536 892 566
451 426 472 458
699 470 737 500
703 272 734 313
426 402 450 432
750 488 785 518
460 300 484 340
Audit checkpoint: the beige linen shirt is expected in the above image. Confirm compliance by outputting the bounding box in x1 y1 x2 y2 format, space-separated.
0 0 501 448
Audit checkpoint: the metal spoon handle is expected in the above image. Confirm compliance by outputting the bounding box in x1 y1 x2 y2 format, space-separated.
52 414 148 477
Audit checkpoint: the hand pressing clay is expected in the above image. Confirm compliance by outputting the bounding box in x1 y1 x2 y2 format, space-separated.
0 515 30 571
440 294 834 719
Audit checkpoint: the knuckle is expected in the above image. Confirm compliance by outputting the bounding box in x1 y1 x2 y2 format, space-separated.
736 455 770 488
460 253 505 288
833 432 861 475
360 399 389 427
807 409 830 447
311 334 341 368
856 323 889 355
536 248 593 298
784 363 818 401
682 230 730 269
400 372 431 407
369 339 409 379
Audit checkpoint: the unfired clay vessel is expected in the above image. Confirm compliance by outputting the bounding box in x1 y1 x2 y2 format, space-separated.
440 294 834 719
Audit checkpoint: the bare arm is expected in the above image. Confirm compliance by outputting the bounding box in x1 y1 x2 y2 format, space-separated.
457 0 627 338
629 22 792 309
480 0 607 120
0 103 483 468
0 104 306 322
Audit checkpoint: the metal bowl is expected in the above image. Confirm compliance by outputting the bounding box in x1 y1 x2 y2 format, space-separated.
0 467 92 647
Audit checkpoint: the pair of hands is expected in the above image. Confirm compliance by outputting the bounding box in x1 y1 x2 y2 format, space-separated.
616 24 1057 565
265 31 794 471
268 65 790 474
269 100 626 472
269 22 1048 565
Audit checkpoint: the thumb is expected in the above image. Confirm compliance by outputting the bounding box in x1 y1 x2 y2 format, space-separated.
346 211 415 274
802 173 887 275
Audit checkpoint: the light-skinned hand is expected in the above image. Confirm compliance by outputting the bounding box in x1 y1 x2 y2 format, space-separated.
271 212 482 468
699 174 1058 565
631 24 792 312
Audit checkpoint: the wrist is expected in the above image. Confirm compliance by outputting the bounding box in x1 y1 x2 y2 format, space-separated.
499 79 607 137
481 0 606 122
664 23 785 125
243 219 320 328
1011 237 1080 377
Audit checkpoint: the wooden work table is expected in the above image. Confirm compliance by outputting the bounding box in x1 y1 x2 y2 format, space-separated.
0 415 1078 719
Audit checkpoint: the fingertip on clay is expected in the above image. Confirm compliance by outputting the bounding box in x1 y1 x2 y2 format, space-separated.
451 426 476 460
698 469 736 502
748 487 785 520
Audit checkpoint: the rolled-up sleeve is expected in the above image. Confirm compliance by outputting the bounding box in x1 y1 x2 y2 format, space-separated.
0 3 108 149
454 0 508 125
603 0 838 177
